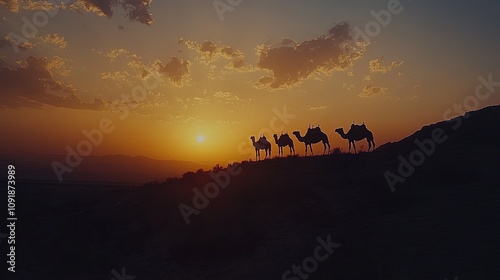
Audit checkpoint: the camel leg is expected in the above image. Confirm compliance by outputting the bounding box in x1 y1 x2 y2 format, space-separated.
367 139 372 151
352 141 357 154
348 142 352 153
310 144 314 156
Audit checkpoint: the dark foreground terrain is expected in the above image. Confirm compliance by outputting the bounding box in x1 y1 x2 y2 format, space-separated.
3 106 500 279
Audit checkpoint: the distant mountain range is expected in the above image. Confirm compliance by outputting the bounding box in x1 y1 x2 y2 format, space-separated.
0 152 207 185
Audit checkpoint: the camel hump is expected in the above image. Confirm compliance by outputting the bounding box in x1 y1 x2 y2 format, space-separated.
349 123 370 134
281 133 291 141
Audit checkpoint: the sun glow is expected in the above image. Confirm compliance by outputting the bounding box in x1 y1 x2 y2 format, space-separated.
196 135 205 143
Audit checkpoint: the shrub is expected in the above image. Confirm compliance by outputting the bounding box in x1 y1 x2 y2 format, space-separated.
331 147 343 154
182 171 195 179
212 164 223 172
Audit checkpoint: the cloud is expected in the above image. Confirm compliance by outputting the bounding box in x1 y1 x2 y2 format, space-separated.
359 83 388 97
0 56 104 110
101 70 131 83
71 0 154 25
368 57 403 74
179 38 248 70
0 0 154 25
155 57 191 87
45 56 70 76
102 48 138 60
0 35 33 50
22 0 58 10
307 105 326 111
0 0 19 12
40 34 67 48
18 40 34 50
254 22 368 90
1 0 61 12
95 48 150 78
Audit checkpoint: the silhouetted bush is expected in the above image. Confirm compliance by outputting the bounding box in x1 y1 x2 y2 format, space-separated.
331 147 343 154
182 171 195 179
165 176 179 184
212 164 223 172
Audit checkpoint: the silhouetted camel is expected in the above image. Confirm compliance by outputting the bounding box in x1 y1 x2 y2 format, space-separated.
250 135 272 160
292 126 330 156
335 123 375 153
273 133 295 157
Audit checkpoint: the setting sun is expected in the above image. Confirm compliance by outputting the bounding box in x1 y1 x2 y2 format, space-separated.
197 135 205 143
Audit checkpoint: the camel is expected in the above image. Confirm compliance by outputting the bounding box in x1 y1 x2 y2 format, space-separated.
250 135 272 160
292 126 331 156
273 133 295 157
335 123 375 153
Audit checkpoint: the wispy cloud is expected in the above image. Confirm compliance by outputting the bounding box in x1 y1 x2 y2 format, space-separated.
307 105 326 111
0 0 154 25
0 0 20 12
359 83 388 97
68 0 154 25
40 34 67 49
0 56 104 110
179 38 248 70
368 57 403 74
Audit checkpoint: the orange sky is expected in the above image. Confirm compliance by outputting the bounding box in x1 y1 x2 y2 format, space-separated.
1 0 500 164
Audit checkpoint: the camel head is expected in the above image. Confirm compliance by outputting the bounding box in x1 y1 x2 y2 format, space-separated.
250 136 256 141
273 134 279 139
335 128 344 134
292 131 300 136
